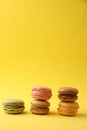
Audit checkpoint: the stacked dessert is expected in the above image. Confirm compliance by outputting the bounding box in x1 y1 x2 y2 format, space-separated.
30 86 52 115
58 87 79 116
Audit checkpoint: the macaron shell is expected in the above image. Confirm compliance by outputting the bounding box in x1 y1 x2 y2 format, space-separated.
30 106 49 115
58 107 78 116
2 99 24 106
32 86 52 93
58 101 79 108
58 87 78 94
32 91 52 100
31 100 50 108
3 106 25 114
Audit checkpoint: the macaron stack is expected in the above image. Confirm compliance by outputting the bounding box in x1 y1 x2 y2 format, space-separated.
58 87 79 116
30 86 52 115
2 99 25 114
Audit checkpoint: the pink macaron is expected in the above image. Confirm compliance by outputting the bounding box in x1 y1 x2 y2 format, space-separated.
32 86 52 100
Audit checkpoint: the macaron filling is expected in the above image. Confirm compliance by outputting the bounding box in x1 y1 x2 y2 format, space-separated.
58 94 78 99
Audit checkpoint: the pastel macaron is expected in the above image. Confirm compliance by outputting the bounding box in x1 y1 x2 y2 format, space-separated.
30 100 50 115
32 86 52 100
58 101 79 116
58 87 78 102
2 99 25 114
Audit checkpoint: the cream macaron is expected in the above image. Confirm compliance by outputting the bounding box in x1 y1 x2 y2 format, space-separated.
2 99 25 114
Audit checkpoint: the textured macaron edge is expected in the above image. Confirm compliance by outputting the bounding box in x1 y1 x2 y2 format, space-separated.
2 99 24 106
30 106 49 115
58 87 78 94
58 101 79 109
31 100 50 108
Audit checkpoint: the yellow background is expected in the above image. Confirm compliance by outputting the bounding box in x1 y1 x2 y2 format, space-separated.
0 0 87 129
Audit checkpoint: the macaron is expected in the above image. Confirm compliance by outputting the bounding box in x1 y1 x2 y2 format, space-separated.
2 99 25 114
30 100 50 115
58 87 78 102
58 101 79 116
32 86 52 100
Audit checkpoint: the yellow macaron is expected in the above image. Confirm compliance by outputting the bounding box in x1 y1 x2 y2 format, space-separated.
58 101 79 116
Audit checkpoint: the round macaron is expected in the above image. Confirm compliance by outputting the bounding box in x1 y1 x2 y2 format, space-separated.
32 86 52 100
30 100 50 115
58 101 79 116
2 99 25 114
31 99 50 108
58 87 78 102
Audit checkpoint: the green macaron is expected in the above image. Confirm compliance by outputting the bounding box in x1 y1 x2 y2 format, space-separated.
2 99 25 114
